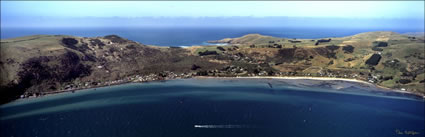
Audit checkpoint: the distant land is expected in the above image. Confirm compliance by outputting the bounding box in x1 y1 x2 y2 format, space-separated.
3 16 424 29
3 27 422 46
1 31 424 104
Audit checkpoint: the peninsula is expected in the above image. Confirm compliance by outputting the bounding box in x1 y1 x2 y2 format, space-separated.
1 31 424 104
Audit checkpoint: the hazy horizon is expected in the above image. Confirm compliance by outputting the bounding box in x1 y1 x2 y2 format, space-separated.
1 1 424 30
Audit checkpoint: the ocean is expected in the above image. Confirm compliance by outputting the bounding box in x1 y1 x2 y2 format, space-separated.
1 27 421 46
1 78 424 137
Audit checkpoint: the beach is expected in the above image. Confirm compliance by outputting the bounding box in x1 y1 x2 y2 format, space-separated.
195 76 420 97
2 78 424 137
11 76 425 103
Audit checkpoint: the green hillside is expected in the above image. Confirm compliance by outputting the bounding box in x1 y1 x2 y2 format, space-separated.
1 31 424 104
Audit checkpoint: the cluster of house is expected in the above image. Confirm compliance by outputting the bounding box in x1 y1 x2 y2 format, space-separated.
19 66 401 99
131 72 195 82
195 64 377 83
196 65 249 76
21 71 197 99
22 59 411 99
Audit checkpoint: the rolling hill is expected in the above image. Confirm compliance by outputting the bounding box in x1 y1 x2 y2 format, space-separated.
1 31 424 103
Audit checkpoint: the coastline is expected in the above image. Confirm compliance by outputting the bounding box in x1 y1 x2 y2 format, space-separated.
10 76 425 103
195 76 422 96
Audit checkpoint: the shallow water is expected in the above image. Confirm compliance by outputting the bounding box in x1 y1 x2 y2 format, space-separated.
1 78 424 137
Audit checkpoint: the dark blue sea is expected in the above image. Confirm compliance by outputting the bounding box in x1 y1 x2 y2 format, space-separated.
1 78 424 137
1 27 421 46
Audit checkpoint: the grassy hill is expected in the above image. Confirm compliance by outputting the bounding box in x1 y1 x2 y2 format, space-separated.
1 31 424 103
199 31 425 94
0 35 224 104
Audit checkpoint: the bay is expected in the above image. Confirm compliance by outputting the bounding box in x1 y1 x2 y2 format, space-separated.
1 78 424 137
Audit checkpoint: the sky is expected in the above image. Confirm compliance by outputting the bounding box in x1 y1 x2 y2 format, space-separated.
1 1 424 29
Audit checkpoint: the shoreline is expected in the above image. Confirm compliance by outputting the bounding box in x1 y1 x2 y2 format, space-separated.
195 76 422 96
12 76 425 103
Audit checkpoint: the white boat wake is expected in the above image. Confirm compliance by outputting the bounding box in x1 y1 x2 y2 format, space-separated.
194 124 251 128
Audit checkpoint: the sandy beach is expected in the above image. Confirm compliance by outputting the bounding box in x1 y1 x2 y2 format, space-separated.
14 76 424 102
195 76 418 95
235 76 371 84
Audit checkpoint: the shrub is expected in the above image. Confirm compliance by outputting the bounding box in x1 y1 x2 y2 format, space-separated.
342 45 354 53
326 45 340 51
191 64 201 70
198 50 218 56
216 47 226 51
373 41 388 47
372 47 383 51
62 38 78 46
365 54 382 66
398 79 412 84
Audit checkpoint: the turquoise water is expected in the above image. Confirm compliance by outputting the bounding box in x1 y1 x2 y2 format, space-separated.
1 78 424 137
